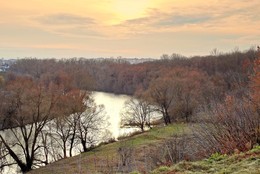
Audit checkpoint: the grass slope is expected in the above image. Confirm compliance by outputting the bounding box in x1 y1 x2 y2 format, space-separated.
151 146 260 174
29 124 260 174
29 124 186 174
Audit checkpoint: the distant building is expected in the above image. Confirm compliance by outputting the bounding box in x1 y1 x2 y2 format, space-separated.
88 57 155 64
0 59 15 72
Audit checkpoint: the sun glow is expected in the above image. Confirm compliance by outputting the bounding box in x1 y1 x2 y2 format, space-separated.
112 0 150 21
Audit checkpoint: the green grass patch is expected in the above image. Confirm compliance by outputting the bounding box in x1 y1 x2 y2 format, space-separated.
207 152 227 163
151 166 171 173
153 145 260 174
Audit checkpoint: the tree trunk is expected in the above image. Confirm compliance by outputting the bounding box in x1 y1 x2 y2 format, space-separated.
141 123 144 132
162 111 168 125
0 135 31 173
81 140 87 152
165 110 171 124
69 133 76 157
63 141 67 158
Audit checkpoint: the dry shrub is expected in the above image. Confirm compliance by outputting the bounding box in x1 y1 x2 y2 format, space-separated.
117 141 135 173
150 132 204 168
193 95 260 155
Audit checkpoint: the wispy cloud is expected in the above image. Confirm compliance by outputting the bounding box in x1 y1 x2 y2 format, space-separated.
35 13 95 26
154 15 212 26
52 26 105 38
114 0 260 38
31 13 106 38
114 11 213 37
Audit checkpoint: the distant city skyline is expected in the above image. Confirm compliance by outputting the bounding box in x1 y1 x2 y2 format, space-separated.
0 0 259 58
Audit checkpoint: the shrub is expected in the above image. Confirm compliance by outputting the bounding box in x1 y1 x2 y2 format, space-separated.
158 166 170 172
193 95 260 155
207 152 227 163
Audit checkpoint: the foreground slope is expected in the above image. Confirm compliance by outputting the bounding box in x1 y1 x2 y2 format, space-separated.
29 124 186 174
152 146 260 174
28 124 260 174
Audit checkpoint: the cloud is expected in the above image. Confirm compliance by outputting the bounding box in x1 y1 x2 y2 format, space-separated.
52 26 105 38
114 10 213 37
35 13 95 26
123 17 152 25
118 6 214 29
154 14 212 26
31 13 106 38
114 0 260 38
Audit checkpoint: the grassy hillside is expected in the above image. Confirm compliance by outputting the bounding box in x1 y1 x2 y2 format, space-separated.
29 124 187 174
28 124 260 174
151 146 260 174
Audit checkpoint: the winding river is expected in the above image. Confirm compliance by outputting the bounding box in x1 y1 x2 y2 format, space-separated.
1 92 147 173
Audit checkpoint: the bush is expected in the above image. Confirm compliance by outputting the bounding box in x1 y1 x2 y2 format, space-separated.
193 95 260 155
158 166 170 172
207 152 227 163
250 145 260 153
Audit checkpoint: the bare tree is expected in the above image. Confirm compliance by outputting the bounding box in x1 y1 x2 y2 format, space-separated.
147 78 178 125
0 76 60 173
122 98 154 132
49 117 72 159
48 90 86 159
77 96 107 152
39 131 50 165
117 141 134 173
0 140 13 172
46 90 101 159
66 91 90 156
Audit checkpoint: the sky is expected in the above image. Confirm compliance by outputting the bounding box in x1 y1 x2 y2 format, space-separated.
0 0 259 58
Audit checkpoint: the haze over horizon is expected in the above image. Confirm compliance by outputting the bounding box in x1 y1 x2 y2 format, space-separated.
1 0 259 59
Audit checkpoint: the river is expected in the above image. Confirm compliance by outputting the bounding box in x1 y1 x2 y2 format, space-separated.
1 92 154 173
92 91 141 139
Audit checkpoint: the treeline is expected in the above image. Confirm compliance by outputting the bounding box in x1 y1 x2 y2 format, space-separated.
9 49 257 95
6 49 259 124
90 49 256 95
7 49 258 119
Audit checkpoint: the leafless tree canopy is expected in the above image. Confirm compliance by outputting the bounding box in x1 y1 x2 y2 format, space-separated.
0 74 107 173
122 97 154 132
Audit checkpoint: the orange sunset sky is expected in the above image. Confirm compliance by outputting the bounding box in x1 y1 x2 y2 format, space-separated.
0 0 259 58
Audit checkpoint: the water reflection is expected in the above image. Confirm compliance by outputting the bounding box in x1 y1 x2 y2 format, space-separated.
92 91 138 139
0 92 160 173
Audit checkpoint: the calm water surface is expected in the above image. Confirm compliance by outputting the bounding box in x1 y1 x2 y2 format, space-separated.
1 92 139 173
92 91 139 139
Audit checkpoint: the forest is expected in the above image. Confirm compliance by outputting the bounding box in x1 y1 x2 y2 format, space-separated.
0 48 259 173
